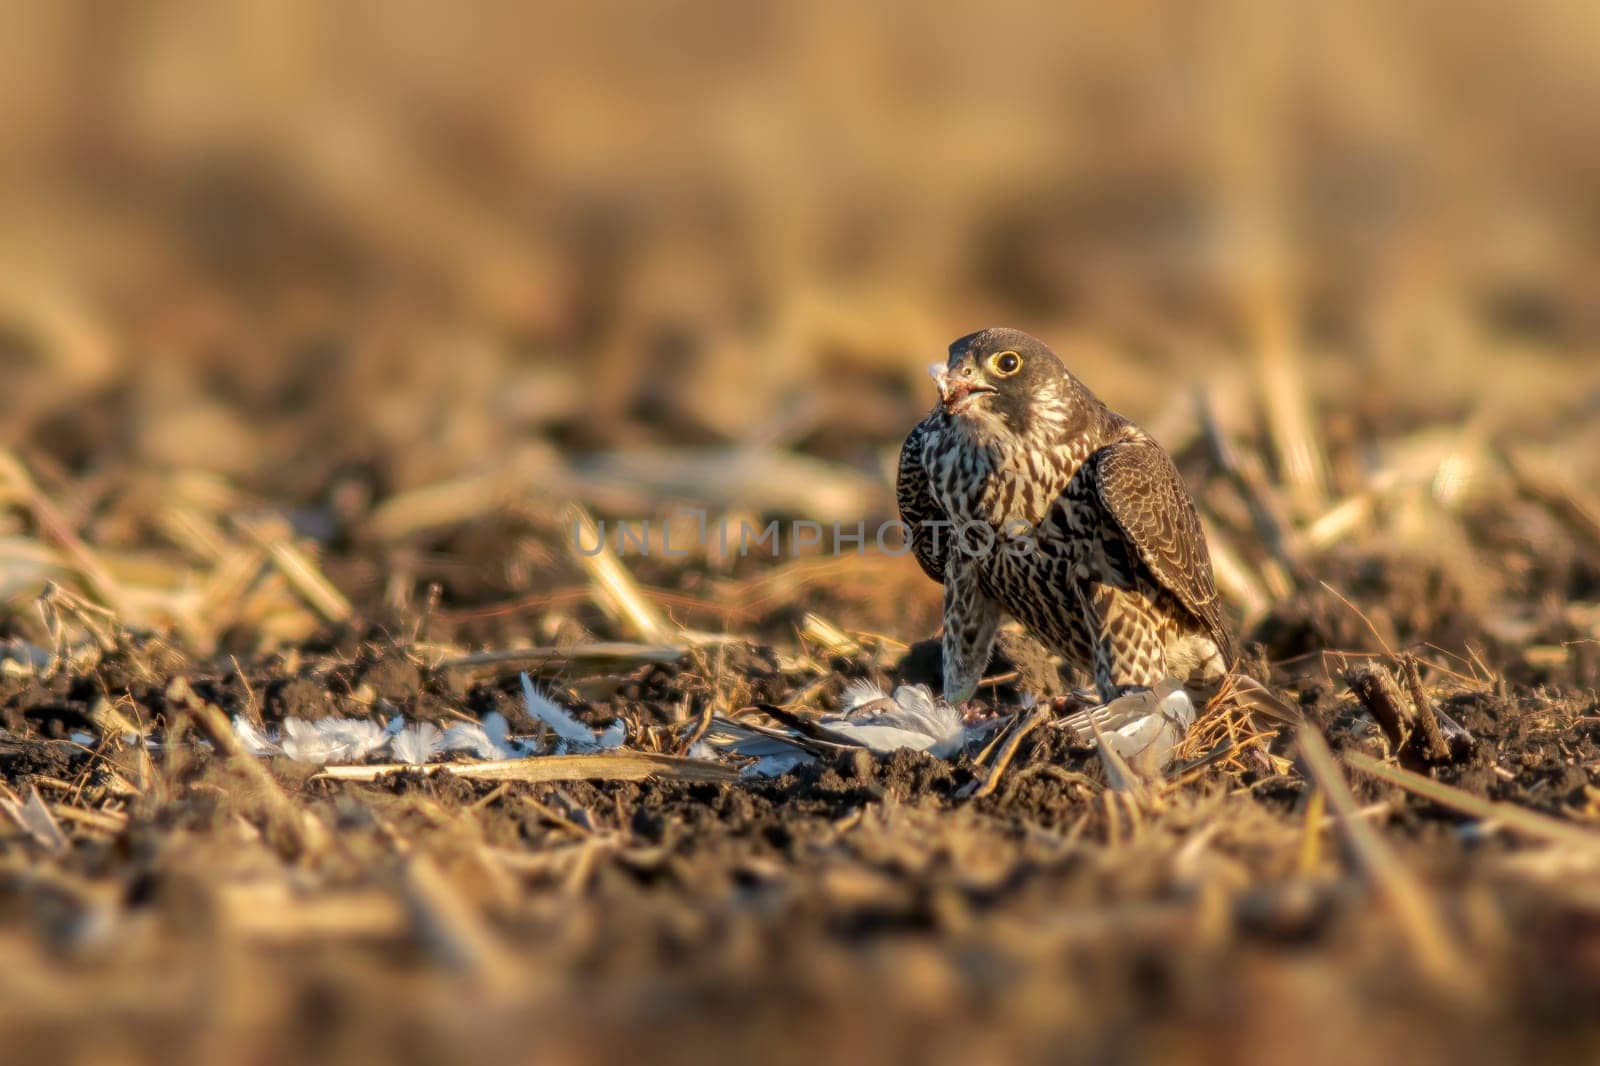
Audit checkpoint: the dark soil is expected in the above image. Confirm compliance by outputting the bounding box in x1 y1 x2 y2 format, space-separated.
5 522 1599 1063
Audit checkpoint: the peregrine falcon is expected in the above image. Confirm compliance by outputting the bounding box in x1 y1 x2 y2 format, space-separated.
897 327 1234 704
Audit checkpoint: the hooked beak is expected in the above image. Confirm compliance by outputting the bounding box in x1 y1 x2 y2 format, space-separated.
929 363 997 414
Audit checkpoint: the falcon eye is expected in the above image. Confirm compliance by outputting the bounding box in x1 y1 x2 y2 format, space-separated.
991 351 1022 376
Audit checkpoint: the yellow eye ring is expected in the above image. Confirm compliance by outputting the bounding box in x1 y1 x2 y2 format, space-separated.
990 351 1022 376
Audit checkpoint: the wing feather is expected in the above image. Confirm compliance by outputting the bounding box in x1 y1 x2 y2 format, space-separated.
1090 439 1234 658
896 417 947 582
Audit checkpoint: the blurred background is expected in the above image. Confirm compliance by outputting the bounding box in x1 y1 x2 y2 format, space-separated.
5 6 1600 1061
1 0 1598 655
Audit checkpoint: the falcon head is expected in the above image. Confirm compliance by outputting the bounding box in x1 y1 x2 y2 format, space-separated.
930 327 1078 438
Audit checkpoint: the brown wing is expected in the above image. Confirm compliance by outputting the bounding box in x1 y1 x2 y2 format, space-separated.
1090 438 1234 659
896 416 947 582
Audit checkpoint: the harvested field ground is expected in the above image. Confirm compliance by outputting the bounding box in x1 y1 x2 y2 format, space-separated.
3 4 1600 1064
4 399 1600 1065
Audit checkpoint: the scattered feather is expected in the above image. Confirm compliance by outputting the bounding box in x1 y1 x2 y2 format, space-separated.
280 718 343 763
392 722 444 766
742 752 811 778
596 720 626 749
233 715 280 756
442 721 497 759
698 716 825 774
236 714 394 763
1082 682 1196 784
315 717 390 762
444 712 519 759
482 711 514 749
840 678 891 712
824 684 971 757
701 684 986 768
520 672 613 751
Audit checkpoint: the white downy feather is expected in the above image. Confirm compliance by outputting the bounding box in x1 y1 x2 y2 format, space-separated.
520 673 618 751
232 716 280 757
441 722 495 759
824 684 970 757
1099 686 1195 770
839 679 891 713
443 711 519 759
315 717 389 762
595 720 626 749
233 711 507 766
280 718 345 763
392 721 443 766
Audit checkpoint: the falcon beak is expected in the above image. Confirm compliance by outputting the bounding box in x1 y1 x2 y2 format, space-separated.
930 363 997 414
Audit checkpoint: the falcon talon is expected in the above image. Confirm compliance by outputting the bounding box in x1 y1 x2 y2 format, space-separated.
899 328 1236 709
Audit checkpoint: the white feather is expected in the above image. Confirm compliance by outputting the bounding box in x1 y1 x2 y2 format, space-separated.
840 678 891 713
595 720 626 749
442 722 495 759
825 684 970 757
1102 688 1195 761
280 718 344 762
391 721 443 766
824 723 952 754
232 716 280 757
485 711 522 756
741 752 811 779
443 711 521 759
314 717 389 762
520 673 611 750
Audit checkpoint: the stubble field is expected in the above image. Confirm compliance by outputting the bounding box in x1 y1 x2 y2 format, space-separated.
3 3 1600 1062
